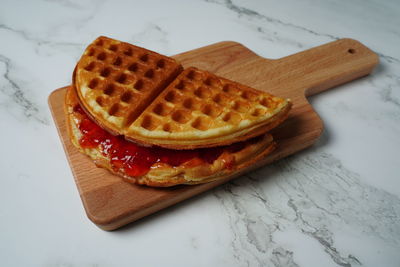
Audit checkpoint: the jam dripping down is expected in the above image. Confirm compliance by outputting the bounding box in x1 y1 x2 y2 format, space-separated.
73 105 248 177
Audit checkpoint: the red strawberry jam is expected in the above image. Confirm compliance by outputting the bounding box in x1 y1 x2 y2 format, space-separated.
73 104 226 176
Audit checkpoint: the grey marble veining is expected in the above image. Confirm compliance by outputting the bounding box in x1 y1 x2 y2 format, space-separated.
206 0 340 40
204 0 400 68
214 148 400 266
375 74 400 108
0 0 399 266
129 23 171 53
0 53 48 124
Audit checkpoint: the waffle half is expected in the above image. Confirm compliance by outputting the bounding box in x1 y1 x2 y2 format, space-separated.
126 67 291 149
65 86 276 187
74 36 183 136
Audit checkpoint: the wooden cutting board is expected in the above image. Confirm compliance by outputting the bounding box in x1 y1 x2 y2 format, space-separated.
48 39 378 230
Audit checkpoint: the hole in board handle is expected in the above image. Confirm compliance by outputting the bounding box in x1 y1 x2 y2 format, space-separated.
348 48 356 54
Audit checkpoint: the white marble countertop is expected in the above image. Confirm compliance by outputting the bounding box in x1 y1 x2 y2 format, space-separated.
1 0 399 266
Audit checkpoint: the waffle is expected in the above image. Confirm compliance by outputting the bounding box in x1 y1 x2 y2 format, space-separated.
64 86 276 187
73 36 183 136
126 67 291 149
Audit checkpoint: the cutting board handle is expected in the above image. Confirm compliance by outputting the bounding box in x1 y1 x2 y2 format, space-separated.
274 38 379 97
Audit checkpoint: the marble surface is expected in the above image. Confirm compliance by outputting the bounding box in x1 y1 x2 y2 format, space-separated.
1 0 399 266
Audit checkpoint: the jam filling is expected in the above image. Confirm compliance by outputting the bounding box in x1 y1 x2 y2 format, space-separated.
73 105 250 177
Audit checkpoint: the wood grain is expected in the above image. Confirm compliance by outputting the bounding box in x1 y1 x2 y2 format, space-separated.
48 39 378 230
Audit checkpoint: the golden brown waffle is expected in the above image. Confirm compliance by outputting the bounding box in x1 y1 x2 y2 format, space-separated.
125 67 291 149
74 36 183 136
64 87 276 187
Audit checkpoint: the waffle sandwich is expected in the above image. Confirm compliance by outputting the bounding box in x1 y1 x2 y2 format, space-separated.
67 36 291 187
